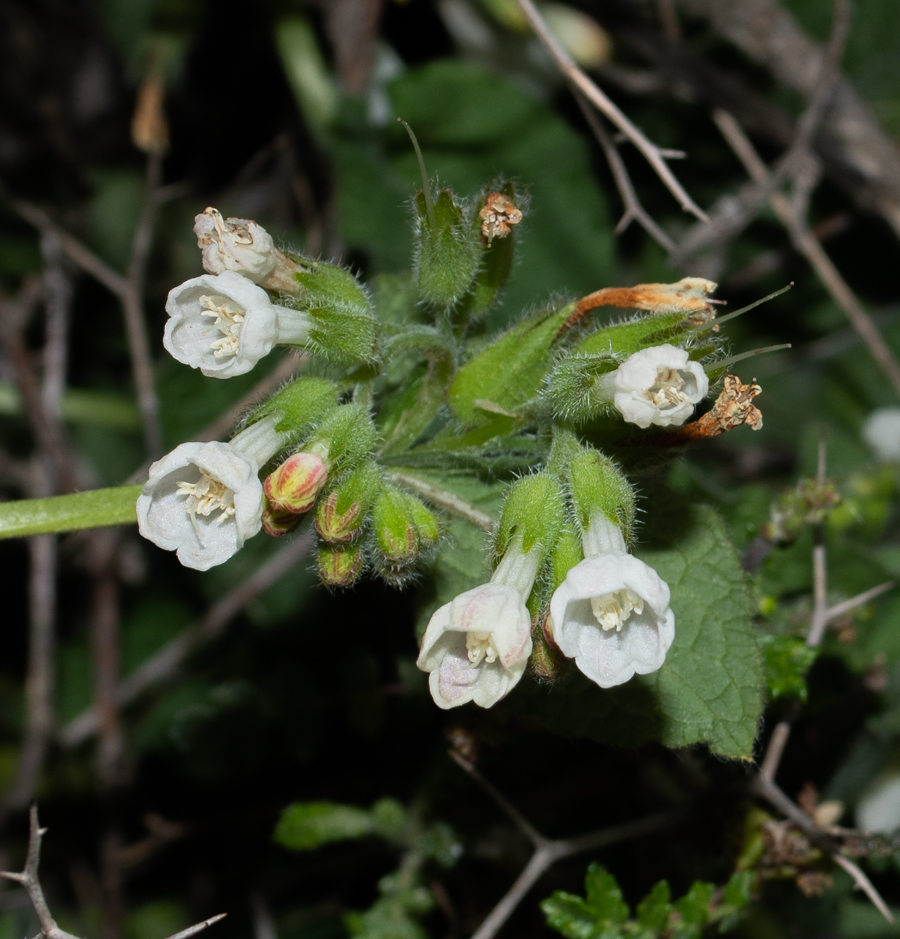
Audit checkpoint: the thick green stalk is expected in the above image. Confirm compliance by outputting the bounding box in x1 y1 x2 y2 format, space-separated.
0 485 142 539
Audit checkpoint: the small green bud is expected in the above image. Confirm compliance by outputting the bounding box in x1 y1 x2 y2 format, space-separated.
318 541 364 587
261 501 305 538
283 259 379 365
415 189 481 308
404 493 440 549
304 404 377 476
529 613 569 682
249 376 339 440
315 461 382 544
372 485 422 583
567 449 636 542
495 473 566 563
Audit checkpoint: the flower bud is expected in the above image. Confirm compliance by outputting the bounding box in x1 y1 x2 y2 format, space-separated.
264 452 328 514
314 462 382 544
372 486 420 583
194 208 277 283
262 501 305 538
318 541 364 588
415 189 481 308
529 613 569 682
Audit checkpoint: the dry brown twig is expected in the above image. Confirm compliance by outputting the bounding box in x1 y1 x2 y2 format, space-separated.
515 0 709 224
0 805 227 939
753 441 895 924
449 751 680 939
58 529 317 748
572 90 676 252
712 107 900 400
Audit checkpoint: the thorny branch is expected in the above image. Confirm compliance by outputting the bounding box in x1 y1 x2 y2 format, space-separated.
0 805 227 939
58 530 317 748
572 90 675 252
450 751 680 939
754 440 895 924
516 0 709 224
713 108 900 400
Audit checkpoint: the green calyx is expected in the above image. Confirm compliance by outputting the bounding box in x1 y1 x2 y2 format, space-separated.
304 404 377 474
495 472 565 562
287 260 379 365
248 377 340 440
371 485 441 581
544 354 620 423
567 448 636 544
318 541 364 588
415 188 481 309
575 310 700 358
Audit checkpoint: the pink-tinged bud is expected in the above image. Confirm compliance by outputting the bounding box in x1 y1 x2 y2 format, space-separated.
529 612 568 682
315 491 362 544
264 452 329 514
318 542 364 587
262 501 304 538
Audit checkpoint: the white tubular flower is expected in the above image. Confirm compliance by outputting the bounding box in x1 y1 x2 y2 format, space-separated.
549 513 674 688
164 272 311 378
194 207 277 282
863 407 900 463
136 416 285 571
599 344 708 429
416 540 539 709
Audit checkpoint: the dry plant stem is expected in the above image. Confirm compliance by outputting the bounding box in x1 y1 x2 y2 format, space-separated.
753 776 894 924
0 805 81 939
40 233 71 422
713 108 900 399
825 581 895 623
323 0 384 96
59 530 316 748
123 151 164 459
572 91 675 252
166 915 228 939
388 473 495 532
452 752 679 939
516 0 709 223
0 532 57 821
655 0 681 41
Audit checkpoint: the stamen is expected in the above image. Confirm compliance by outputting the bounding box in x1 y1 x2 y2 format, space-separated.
176 471 237 543
591 588 644 632
199 294 246 359
644 367 690 409
466 631 499 666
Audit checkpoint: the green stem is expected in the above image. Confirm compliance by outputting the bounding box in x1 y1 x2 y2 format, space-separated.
397 118 436 229
0 485 142 539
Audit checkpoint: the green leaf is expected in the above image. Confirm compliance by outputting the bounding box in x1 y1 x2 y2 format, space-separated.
676 881 715 924
575 311 695 357
636 881 671 931
0 485 142 539
415 189 481 307
584 864 630 925
448 303 574 424
758 634 818 702
542 893 620 939
512 498 763 759
274 801 373 851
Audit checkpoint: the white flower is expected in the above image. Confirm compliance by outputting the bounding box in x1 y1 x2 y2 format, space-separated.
163 272 310 378
137 441 264 571
863 407 900 463
136 416 286 571
416 541 539 709
194 207 276 283
600 344 708 428
549 514 674 688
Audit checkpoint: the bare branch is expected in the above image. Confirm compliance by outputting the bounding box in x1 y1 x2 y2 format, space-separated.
572 91 675 252
449 750 544 848
713 108 900 400
825 581 895 624
0 805 81 939
163 914 228 939
58 530 316 748
122 152 165 459
806 439 829 649
516 0 709 223
453 754 679 939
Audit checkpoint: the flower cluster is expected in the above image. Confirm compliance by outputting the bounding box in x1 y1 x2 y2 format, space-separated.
139 196 766 715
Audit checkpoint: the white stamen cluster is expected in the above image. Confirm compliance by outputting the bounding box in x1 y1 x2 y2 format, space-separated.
644 367 690 410
176 471 237 538
199 295 246 359
466 631 499 665
590 586 644 632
